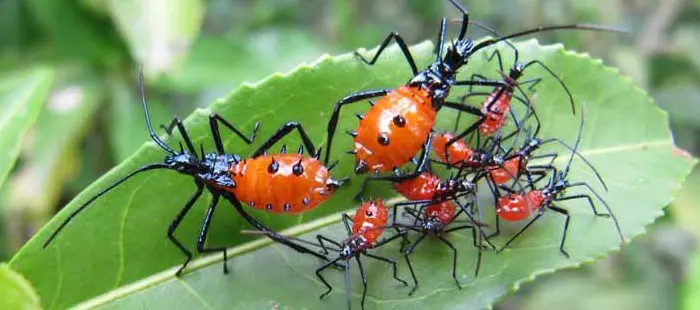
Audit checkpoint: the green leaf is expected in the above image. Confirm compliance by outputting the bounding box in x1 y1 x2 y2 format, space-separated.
0 263 41 310
0 67 54 189
107 0 205 78
4 67 103 221
12 40 695 309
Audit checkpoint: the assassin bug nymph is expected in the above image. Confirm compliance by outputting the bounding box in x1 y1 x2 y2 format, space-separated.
494 106 624 257
43 71 345 276
391 181 493 296
324 0 624 177
247 199 408 310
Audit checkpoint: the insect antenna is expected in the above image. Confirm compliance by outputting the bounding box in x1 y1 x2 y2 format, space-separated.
43 163 170 248
471 24 627 56
563 104 585 179
138 70 176 155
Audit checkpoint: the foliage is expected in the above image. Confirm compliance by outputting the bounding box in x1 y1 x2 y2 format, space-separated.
10 40 696 309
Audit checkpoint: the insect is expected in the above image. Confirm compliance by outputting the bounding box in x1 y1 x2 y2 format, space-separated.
315 200 408 309
43 71 345 276
394 198 493 296
251 200 408 310
447 35 575 147
324 0 623 177
494 107 624 257
354 162 495 295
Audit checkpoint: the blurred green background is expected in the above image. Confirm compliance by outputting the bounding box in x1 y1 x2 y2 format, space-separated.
0 0 698 309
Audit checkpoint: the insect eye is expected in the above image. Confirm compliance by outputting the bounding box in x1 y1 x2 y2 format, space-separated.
365 210 374 217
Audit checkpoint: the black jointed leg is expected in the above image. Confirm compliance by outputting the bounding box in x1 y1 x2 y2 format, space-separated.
556 194 610 217
444 224 483 277
365 253 408 286
316 257 343 299
403 234 426 296
518 77 543 92
169 182 204 276
208 114 259 155
325 89 390 165
161 116 197 156
566 182 624 243
226 196 330 261
548 204 571 258
196 192 229 274
252 122 316 158
316 235 342 255
497 213 544 254
443 117 484 165
342 213 354 235
452 90 491 133
356 32 418 75
437 235 462 289
356 256 368 310
442 100 484 117
486 49 506 73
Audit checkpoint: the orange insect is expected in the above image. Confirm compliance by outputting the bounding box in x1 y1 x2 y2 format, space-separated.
43 72 345 276
494 108 623 257
324 0 623 177
313 199 407 309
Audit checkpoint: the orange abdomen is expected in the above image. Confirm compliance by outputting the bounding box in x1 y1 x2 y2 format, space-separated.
488 157 522 184
393 172 441 200
432 132 473 165
230 154 334 213
352 199 388 245
424 201 456 224
354 86 435 173
496 193 531 222
479 88 513 136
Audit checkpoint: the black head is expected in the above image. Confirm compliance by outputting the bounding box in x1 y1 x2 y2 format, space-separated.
164 152 201 175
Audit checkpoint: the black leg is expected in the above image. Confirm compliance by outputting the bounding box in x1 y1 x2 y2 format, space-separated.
252 121 317 158
364 253 408 286
548 204 571 258
356 256 368 310
208 114 259 154
196 193 229 274
565 182 623 242
161 116 197 156
444 224 483 277
316 235 342 255
497 213 544 254
356 32 418 74
345 260 353 310
442 100 485 117
486 49 505 73
226 195 330 261
557 193 610 217
403 234 426 296
437 235 462 289
325 89 390 165
342 213 354 236
169 182 204 276
316 257 343 299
